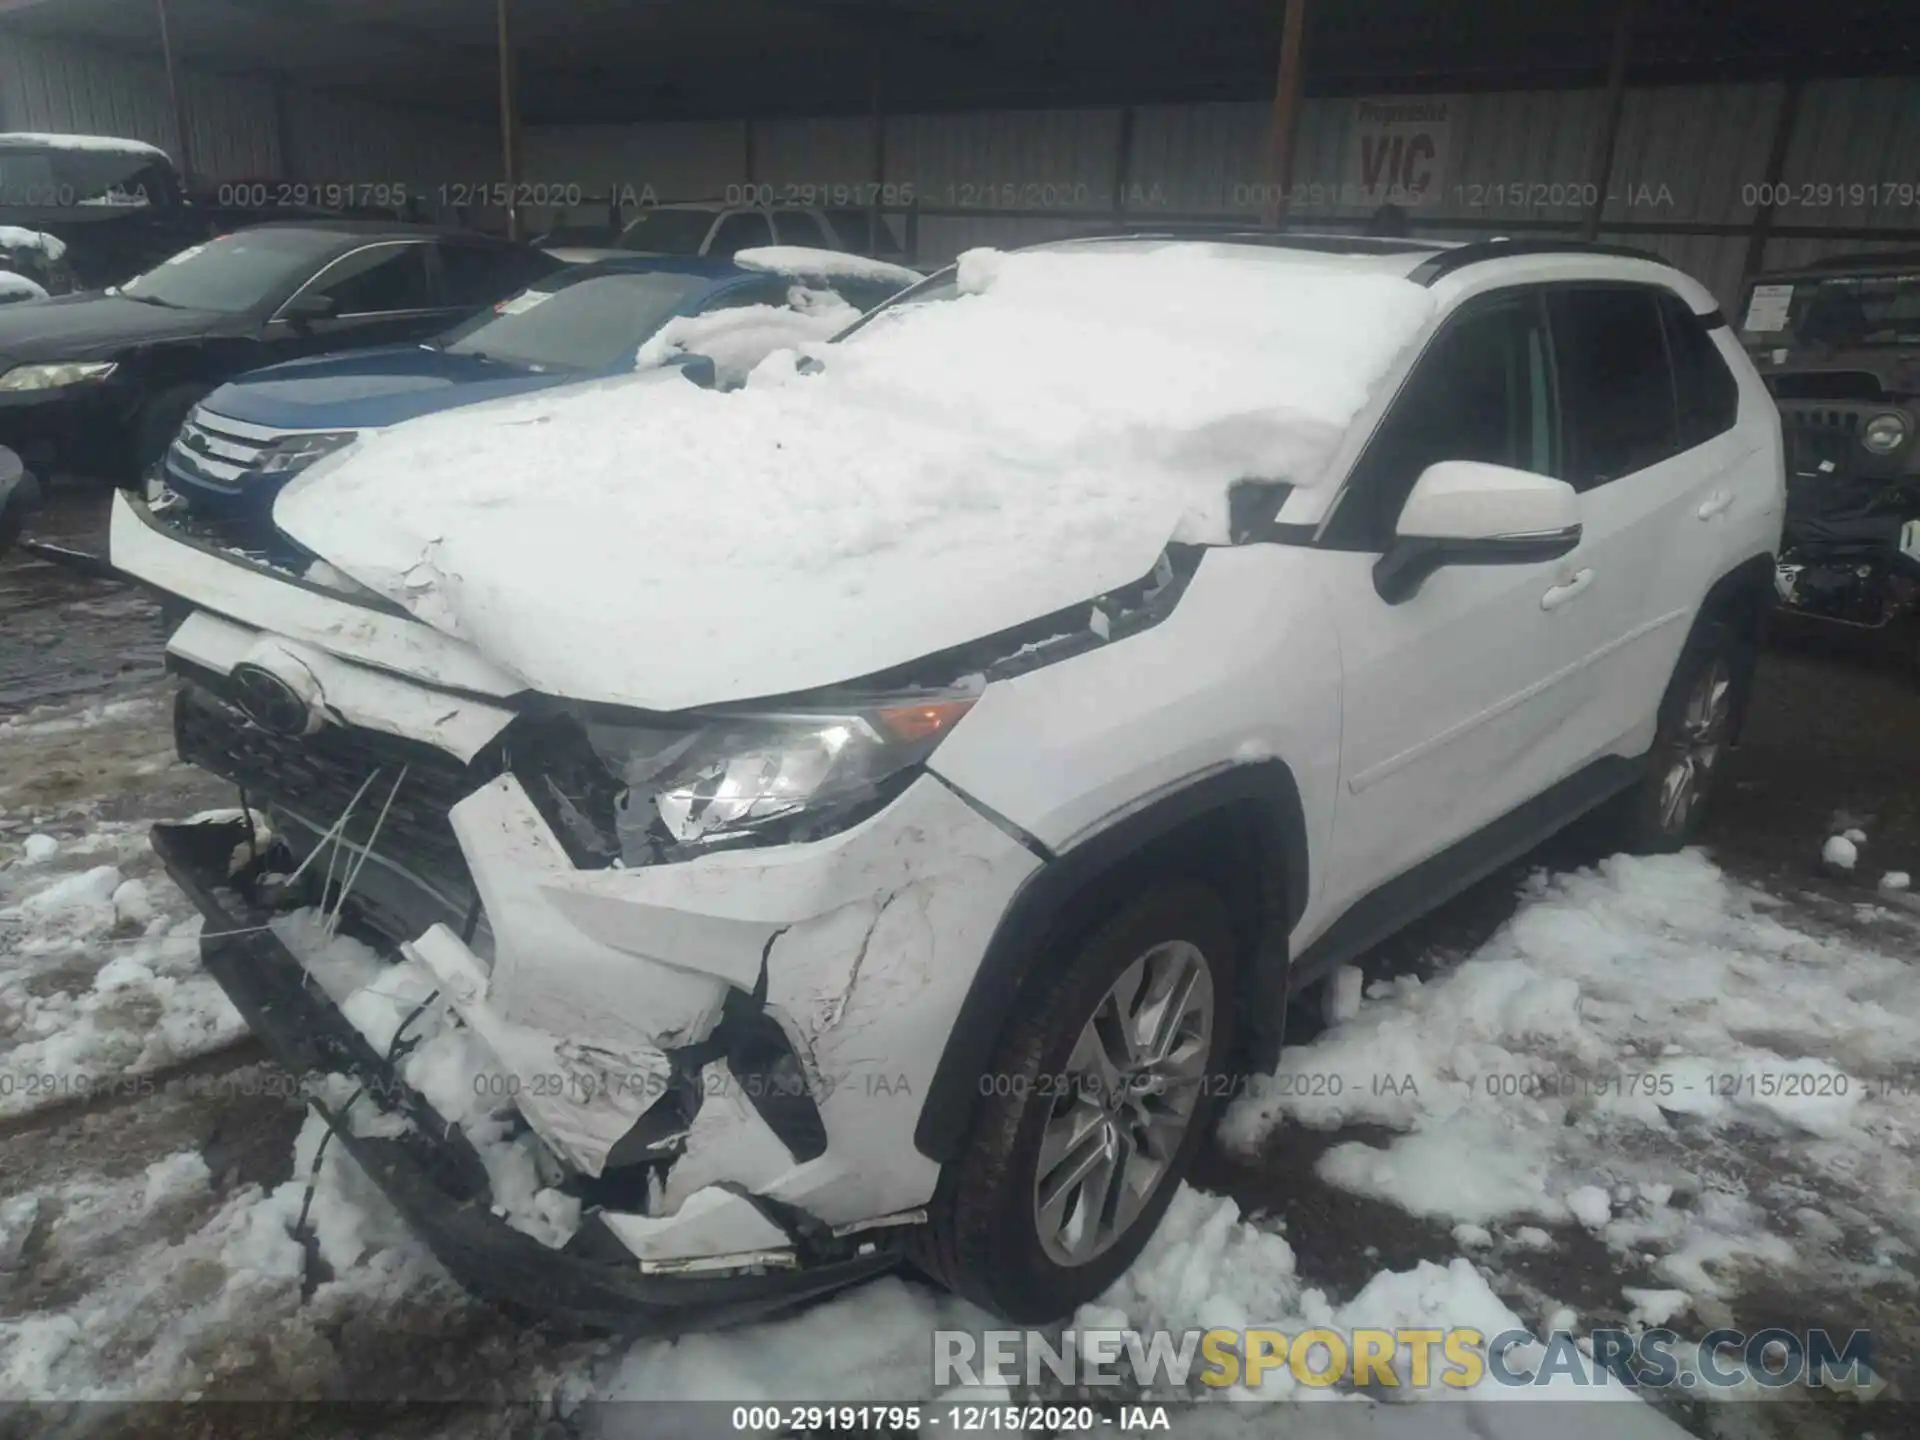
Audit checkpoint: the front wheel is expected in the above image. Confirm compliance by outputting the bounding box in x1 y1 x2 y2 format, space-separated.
912 882 1238 1322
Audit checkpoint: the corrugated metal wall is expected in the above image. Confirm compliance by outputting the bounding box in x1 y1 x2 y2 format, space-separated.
0 31 494 201
521 76 1920 308
6 22 1916 307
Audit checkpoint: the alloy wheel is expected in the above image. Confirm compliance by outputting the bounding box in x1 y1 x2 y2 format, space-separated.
1657 655 1732 834
1032 939 1215 1267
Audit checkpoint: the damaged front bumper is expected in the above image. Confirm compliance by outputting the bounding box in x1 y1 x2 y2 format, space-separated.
154 817 905 1331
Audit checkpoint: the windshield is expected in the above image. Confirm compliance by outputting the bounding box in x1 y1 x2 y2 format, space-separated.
616 209 719 255
832 267 961 341
437 270 715 369
1740 272 1920 349
120 229 346 314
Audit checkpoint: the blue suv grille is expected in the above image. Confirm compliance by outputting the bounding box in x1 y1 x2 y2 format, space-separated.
165 408 288 494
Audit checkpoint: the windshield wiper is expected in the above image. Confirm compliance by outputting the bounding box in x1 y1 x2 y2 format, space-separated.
118 291 181 309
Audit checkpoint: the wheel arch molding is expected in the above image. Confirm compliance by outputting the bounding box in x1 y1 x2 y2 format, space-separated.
914 760 1309 1165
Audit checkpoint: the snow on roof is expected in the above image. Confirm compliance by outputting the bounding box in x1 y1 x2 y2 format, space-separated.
0 226 66 261
276 242 1435 708
733 246 921 287
0 132 170 161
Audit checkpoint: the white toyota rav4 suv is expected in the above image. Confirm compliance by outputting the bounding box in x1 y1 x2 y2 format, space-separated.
112 233 1784 1330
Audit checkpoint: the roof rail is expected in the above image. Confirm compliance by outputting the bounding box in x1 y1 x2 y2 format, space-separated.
1034 226 1446 257
1406 237 1668 286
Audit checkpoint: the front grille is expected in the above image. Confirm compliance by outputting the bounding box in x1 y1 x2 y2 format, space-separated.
175 684 491 944
1781 406 1862 487
165 407 285 495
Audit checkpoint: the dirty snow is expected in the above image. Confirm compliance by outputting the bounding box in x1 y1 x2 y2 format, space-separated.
275 242 1435 710
732 245 922 288
0 834 244 1118
1223 848 1920 1341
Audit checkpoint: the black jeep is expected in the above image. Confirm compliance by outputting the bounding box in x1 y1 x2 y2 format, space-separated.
1740 252 1920 666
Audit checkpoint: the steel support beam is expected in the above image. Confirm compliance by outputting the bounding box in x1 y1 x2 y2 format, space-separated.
1742 76 1804 284
1260 0 1308 229
1581 0 1639 242
154 0 194 181
497 0 521 240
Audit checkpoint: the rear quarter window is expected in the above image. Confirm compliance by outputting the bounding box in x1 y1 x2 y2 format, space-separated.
1658 292 1739 449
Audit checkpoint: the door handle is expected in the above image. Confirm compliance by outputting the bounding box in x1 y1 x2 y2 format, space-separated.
1697 488 1735 520
1541 568 1595 610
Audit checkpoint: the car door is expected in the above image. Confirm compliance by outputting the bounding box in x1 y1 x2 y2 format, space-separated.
1314 288 1612 920
1541 285 1731 756
266 241 441 360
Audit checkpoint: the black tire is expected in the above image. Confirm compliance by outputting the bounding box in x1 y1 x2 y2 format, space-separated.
911 881 1238 1322
1603 617 1750 855
125 385 205 486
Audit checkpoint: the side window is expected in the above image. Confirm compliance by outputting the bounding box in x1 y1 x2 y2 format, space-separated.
835 278 911 312
307 244 434 314
706 211 774 257
1331 296 1556 549
1658 292 1739 449
1547 287 1680 489
438 243 557 309
773 211 831 248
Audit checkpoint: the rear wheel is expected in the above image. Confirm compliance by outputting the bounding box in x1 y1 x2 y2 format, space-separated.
1605 619 1746 854
912 882 1237 1322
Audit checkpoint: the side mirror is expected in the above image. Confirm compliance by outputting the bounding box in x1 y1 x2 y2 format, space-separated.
1373 460 1581 604
279 290 336 324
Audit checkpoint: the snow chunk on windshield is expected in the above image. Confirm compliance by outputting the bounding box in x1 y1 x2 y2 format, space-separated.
275 244 1433 706
634 287 862 387
733 246 921 289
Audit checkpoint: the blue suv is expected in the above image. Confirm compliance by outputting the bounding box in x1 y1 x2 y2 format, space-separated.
156 251 919 525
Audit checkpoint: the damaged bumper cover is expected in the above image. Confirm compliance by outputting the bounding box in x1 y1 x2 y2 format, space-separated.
154 817 902 1331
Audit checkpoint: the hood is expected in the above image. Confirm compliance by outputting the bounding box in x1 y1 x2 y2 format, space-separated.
273 244 1434 712
203 344 569 431
0 290 222 361
1752 345 1920 401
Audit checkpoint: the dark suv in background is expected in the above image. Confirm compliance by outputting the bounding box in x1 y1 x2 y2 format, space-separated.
0 220 558 483
1740 251 1920 662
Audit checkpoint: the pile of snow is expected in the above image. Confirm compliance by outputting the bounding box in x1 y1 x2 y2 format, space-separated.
0 272 47 303
0 850 244 1118
275 242 1435 707
733 245 921 288
634 285 862 387
1822 833 1859 869
1222 849 1920 1309
0 225 67 260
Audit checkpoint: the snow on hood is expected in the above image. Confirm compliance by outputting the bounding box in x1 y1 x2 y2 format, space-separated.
274 243 1434 711
732 246 921 288
0 226 67 261
0 131 170 159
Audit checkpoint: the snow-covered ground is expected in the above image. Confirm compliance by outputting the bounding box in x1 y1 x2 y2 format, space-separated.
3 620 1914 1435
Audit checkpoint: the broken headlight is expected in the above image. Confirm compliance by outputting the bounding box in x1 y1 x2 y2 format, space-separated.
582 690 979 861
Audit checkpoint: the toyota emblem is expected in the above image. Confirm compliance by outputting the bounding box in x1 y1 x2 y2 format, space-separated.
229 662 316 736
